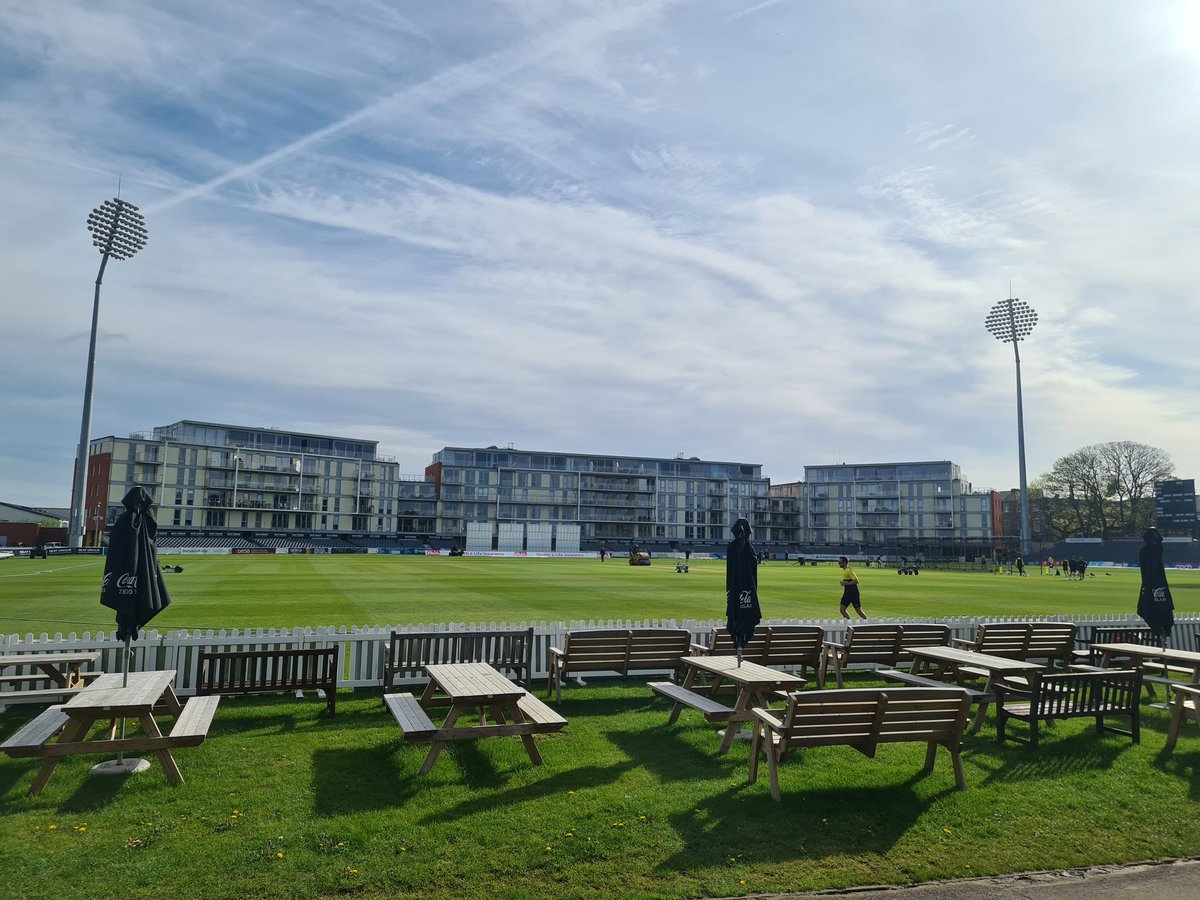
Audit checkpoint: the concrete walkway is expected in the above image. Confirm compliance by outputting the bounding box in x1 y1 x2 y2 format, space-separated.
767 857 1200 899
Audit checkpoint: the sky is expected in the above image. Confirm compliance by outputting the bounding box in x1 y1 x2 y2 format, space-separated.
3 0 1200 507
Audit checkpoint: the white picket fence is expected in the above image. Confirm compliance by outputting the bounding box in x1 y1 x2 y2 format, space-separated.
3 612 1197 700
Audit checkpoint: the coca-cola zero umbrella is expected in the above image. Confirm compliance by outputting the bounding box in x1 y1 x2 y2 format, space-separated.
725 518 762 665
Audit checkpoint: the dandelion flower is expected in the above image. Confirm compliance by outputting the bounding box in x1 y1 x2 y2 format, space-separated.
276 851 284 859
48 825 57 831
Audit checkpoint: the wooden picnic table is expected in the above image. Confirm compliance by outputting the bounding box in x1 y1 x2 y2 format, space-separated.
401 662 566 775
1 670 220 796
0 650 103 712
906 645 1046 734
670 655 807 755
1091 642 1200 683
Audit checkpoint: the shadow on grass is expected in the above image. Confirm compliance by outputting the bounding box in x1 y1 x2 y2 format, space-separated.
1153 746 1200 799
966 726 1136 784
417 760 638 824
605 720 745 782
311 745 415 815
659 777 951 869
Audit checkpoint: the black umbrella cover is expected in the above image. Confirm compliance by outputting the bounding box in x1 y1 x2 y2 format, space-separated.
1137 527 1174 642
725 518 762 649
100 486 171 641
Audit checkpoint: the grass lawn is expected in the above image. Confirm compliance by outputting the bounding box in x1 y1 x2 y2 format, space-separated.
1 555 1199 899
2 553 1197 634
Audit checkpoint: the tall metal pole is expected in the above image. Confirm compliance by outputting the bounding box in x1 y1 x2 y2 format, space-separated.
985 296 1038 561
69 198 148 548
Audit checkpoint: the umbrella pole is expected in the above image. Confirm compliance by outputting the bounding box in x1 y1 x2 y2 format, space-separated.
90 636 150 777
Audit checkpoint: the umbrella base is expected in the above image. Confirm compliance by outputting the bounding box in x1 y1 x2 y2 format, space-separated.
90 758 151 777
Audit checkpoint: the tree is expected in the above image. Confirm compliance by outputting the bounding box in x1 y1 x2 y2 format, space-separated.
1034 441 1174 539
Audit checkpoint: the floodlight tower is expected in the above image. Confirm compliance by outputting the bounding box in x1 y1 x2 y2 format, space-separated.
69 197 148 548
985 295 1038 561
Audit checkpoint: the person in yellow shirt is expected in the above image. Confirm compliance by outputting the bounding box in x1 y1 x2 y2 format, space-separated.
838 556 867 620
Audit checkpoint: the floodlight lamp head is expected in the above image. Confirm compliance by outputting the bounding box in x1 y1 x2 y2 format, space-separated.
86 196 148 261
984 297 1038 343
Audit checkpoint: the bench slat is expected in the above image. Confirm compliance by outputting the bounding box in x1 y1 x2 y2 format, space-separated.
515 694 567 730
169 695 221 746
649 681 734 720
385 693 437 740
0 705 70 757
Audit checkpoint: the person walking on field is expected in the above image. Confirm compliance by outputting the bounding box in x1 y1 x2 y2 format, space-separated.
837 556 866 620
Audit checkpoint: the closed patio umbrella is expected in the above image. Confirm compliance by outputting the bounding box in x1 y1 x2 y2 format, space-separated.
94 486 171 775
725 518 762 665
1137 527 1174 647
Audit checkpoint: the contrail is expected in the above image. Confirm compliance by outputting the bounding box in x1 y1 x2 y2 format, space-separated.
148 3 666 214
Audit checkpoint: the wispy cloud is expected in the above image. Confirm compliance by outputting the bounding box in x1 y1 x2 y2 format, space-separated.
1 0 1199 506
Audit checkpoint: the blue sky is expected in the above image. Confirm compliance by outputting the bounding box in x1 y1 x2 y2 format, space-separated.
3 0 1200 506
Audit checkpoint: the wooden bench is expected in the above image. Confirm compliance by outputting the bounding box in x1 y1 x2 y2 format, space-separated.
749 687 971 801
897 623 951 662
168 695 222 747
385 692 438 740
822 624 904 688
993 668 1141 748
691 625 825 687
1074 625 1155 664
547 628 691 702
953 622 1077 672
647 680 734 721
0 705 71 758
383 627 534 693
197 646 338 715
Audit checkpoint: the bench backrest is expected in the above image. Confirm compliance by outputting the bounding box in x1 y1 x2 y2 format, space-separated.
1023 623 1077 661
701 625 824 666
777 687 970 748
897 623 951 658
560 628 691 675
837 624 904 665
970 622 1032 656
387 628 534 686
197 646 338 694
1026 668 1141 715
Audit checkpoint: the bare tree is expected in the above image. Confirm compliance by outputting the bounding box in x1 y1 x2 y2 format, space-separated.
1035 441 1174 538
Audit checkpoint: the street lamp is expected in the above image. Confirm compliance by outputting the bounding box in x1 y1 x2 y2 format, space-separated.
69 197 148 548
985 295 1038 561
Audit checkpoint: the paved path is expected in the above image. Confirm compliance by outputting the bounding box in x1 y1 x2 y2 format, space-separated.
767 857 1200 899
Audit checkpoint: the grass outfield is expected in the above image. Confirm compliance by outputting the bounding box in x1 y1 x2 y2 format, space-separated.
2 554 1200 898
2 554 1196 635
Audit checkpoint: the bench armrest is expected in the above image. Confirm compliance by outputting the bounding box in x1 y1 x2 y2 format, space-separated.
751 707 784 731
689 642 711 655
950 639 976 650
548 647 564 660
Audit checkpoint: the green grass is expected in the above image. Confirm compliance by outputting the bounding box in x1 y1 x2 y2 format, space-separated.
2 554 1194 634
1 555 1199 899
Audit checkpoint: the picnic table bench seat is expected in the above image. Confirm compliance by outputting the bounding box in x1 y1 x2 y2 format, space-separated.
1166 683 1200 752
690 625 825 686
994 668 1142 748
648 681 734 721
385 693 438 740
547 628 691 702
0 705 71 758
749 687 971 801
168 695 223 747
197 646 338 715
876 668 991 704
515 694 568 731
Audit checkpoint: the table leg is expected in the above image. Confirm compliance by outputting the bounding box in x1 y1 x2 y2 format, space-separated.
419 706 464 775
970 676 996 734
668 665 700 725
160 683 184 717
137 713 184 785
28 716 92 797
35 662 69 689
717 687 754 754
505 701 544 766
